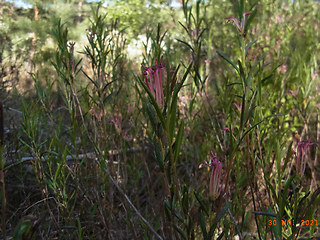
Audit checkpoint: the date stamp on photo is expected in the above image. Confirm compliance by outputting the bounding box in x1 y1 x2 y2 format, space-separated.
268 219 318 227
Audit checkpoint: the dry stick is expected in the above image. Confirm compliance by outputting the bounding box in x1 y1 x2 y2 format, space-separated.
121 203 139 240
250 182 262 240
227 208 242 238
103 164 164 240
23 197 55 214
0 101 6 240
0 152 5 240
0 101 3 145
5 147 148 167
72 91 164 240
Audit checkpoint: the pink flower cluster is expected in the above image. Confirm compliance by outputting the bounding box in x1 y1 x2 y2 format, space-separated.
226 12 252 36
295 140 313 177
111 114 122 133
199 151 225 199
278 64 288 74
142 57 165 108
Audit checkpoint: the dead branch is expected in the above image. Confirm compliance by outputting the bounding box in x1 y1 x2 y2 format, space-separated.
4 146 149 168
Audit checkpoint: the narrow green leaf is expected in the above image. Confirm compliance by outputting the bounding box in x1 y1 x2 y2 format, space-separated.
194 192 209 216
189 97 195 115
145 101 157 132
164 200 172 221
178 21 190 35
245 40 257 57
170 64 181 93
217 231 225 240
174 210 184 223
248 53 265 78
119 26 129 33
168 98 177 140
209 202 231 239
160 30 168 44
173 225 188 240
216 202 231 223
19 138 32 149
244 89 257 124
154 138 164 172
216 50 239 73
199 211 208 239
54 163 62 183
174 120 184 163
173 61 192 97
264 176 278 203
281 175 294 203
182 185 189 215
46 178 54 190
239 91 246 130
198 28 206 42
244 7 257 34
176 39 194 52
227 82 242 87
282 142 293 174
238 119 263 147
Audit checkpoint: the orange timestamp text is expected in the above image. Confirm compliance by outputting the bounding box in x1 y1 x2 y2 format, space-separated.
268 219 318 226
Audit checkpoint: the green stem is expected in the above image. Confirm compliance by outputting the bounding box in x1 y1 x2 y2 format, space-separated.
241 37 246 74
167 136 179 196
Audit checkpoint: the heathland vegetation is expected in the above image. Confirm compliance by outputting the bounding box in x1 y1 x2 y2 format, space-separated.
0 0 320 239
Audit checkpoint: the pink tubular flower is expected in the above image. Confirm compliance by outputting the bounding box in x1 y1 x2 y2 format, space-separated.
111 114 122 133
142 57 165 108
199 151 225 199
287 87 300 97
89 107 103 121
295 140 313 177
233 99 241 112
226 12 252 36
277 64 288 74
